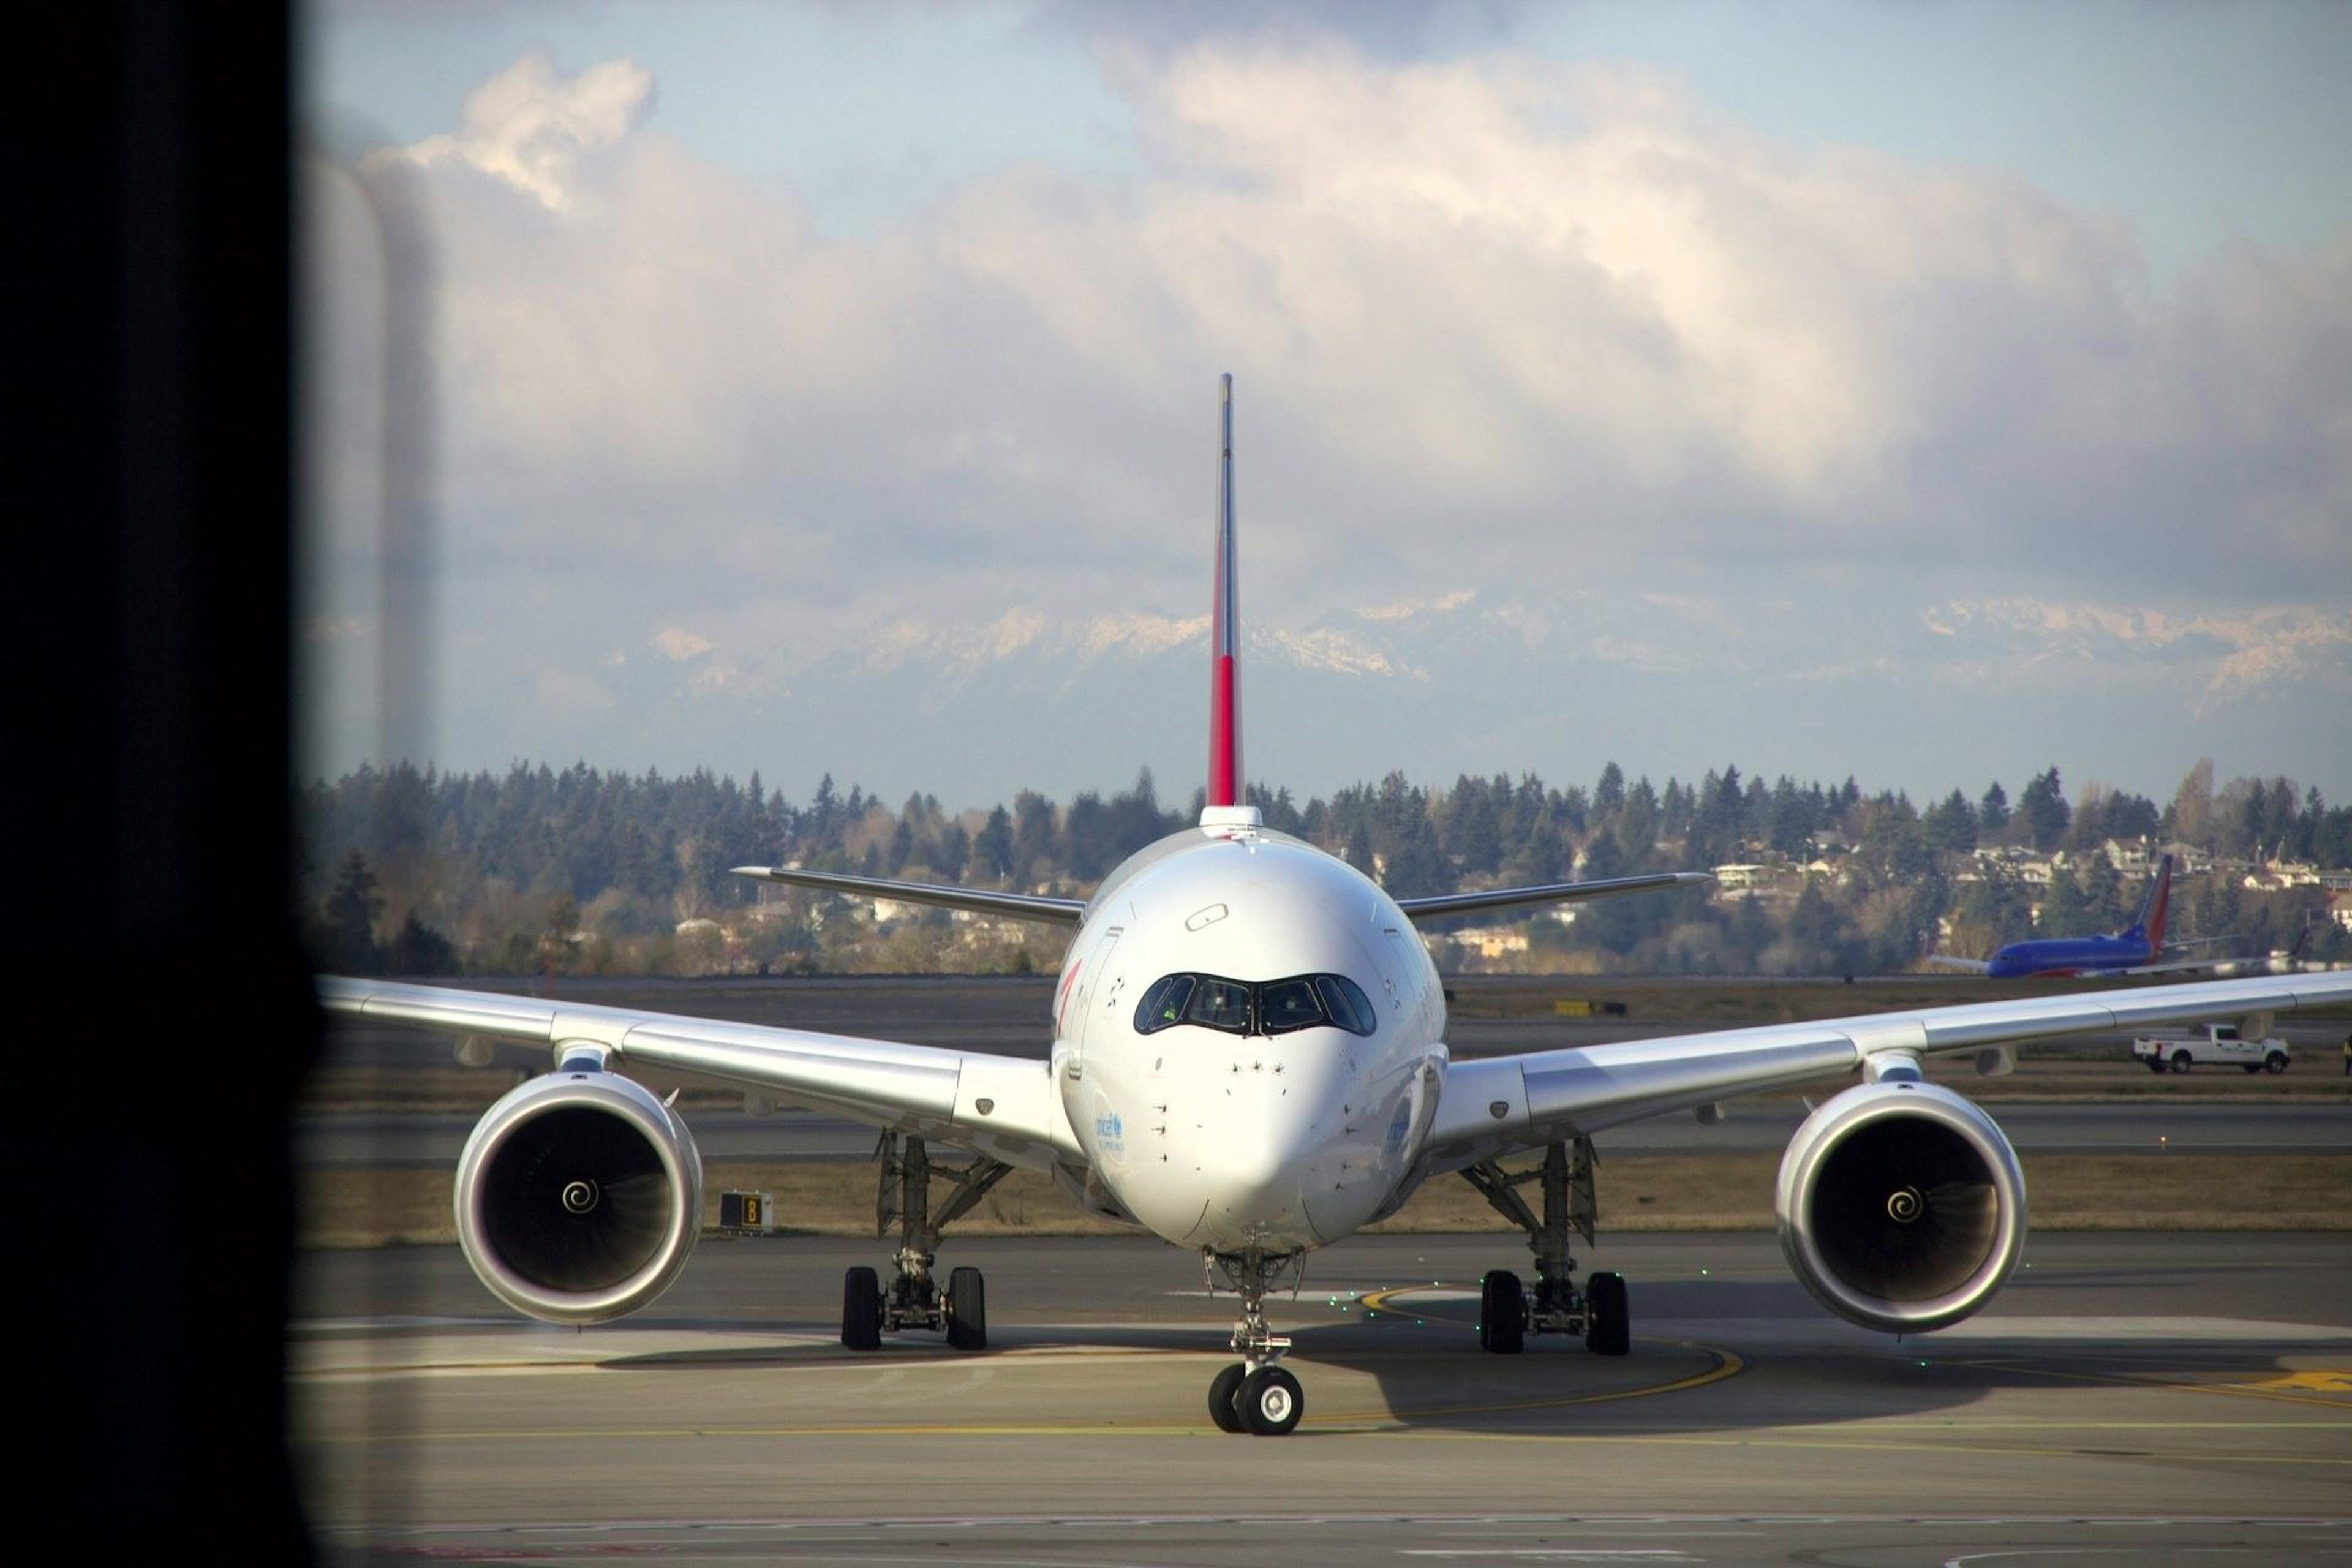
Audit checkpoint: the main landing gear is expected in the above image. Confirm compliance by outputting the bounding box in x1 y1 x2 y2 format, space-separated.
1462 1135 1630 1357
1204 1248 1306 1436
840 1133 1010 1353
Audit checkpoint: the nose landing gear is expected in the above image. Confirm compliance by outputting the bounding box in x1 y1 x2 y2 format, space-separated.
839 1133 1011 1352
1205 1248 1306 1434
1464 1136 1632 1356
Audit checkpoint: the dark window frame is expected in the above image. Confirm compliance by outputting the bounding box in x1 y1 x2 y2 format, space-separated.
1132 971 1378 1039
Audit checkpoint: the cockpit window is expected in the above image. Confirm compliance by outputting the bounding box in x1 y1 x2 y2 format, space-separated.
1133 971 1378 1038
1258 978 1324 1034
1185 977 1254 1032
1314 974 1377 1036
1136 973 1195 1033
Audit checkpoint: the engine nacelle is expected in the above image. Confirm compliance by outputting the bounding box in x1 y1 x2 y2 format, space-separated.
1775 1079 2025 1333
454 1066 703 1324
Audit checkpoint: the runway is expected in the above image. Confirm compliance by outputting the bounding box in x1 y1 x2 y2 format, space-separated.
292 1231 2352 1565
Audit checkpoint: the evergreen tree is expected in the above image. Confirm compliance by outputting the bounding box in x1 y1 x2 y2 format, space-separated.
1923 789 1978 854
1949 863 2032 952
1010 791 1058 887
1784 880 1855 973
1568 832 1643 954
2017 767 2070 851
1768 776 1817 856
2080 853 2126 930
935 821 970 882
1614 778 1660 869
2038 867 2090 936
386 913 456 976
323 850 382 971
971 806 1014 883
1593 761 1625 819
1379 812 1450 899
1441 775 1503 875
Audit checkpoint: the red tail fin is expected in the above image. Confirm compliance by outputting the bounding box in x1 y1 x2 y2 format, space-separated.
2141 853 2173 956
1207 374 1242 807
2126 853 2174 958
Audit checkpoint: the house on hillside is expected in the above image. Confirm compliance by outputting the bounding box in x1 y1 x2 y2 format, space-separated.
1452 925 1531 960
2098 838 2154 873
2155 840 2214 876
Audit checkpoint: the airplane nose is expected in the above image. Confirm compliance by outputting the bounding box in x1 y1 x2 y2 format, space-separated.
1109 1041 1384 1251
1197 1077 1336 1241
1216 1117 1304 1199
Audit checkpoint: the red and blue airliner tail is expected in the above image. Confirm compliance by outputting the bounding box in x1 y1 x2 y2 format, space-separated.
2123 853 2175 960
1207 374 1242 809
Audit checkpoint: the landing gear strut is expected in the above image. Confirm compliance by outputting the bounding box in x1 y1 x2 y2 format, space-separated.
1461 1135 1629 1356
1204 1248 1306 1436
839 1133 1010 1352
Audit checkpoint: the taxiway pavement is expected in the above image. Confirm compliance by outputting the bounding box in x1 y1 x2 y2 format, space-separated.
293 1231 2352 1565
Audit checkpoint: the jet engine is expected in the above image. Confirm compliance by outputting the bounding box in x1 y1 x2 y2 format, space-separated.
454 1063 704 1324
1775 1079 2024 1333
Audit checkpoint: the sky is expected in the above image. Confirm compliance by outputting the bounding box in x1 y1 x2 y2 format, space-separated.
298 0 2352 813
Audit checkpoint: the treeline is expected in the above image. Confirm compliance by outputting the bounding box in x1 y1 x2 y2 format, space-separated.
298 758 2352 978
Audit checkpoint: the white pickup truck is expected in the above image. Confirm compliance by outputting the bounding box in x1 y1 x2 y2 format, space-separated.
2131 1023 2290 1075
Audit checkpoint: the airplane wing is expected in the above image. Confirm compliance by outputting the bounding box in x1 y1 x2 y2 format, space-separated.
1395 871 1712 922
1919 954 1992 973
2119 954 2256 978
731 865 1086 925
731 865 1705 927
317 976 1076 1171
2133 925 2312 976
1425 968 2352 1170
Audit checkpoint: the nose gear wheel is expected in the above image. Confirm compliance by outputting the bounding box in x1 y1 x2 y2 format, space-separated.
1204 1247 1306 1435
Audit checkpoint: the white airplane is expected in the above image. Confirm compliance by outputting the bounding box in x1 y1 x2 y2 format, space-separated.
322 376 2352 1437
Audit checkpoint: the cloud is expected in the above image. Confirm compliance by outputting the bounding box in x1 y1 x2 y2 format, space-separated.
372 46 2348 607
309 43 2352 791
388 49 654 211
650 627 712 661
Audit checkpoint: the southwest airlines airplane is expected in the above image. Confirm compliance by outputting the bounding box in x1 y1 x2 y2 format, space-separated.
322 379 2352 1437
1926 854 2243 979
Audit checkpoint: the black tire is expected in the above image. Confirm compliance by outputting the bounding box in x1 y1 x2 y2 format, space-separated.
1238 1366 1304 1436
944 1266 987 1351
2170 1051 2193 1074
841 1266 881 1352
1480 1270 1525 1355
2266 1052 2288 1074
1208 1363 1248 1433
1585 1270 1630 1357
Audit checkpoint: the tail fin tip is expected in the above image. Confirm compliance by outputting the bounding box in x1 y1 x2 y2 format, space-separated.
1207 375 1242 810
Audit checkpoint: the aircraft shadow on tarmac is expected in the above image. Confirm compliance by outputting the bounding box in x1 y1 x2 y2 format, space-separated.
584 1273 2352 1438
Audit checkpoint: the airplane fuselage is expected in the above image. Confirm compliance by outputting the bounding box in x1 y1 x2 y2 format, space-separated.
1985 935 2155 979
1050 811 1446 1254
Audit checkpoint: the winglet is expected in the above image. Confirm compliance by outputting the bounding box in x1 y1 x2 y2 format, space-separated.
1207 373 1242 809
